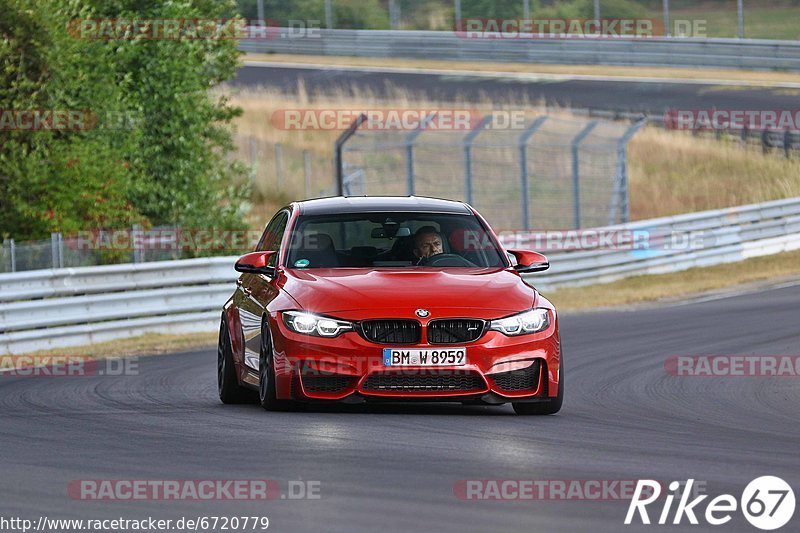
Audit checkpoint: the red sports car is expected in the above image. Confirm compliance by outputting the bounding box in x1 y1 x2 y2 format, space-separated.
218 196 562 415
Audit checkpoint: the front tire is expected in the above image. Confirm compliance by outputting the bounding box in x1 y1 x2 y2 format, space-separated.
258 319 299 411
513 358 563 416
218 318 253 404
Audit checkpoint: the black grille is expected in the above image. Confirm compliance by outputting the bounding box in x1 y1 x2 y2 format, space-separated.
491 362 540 392
362 371 484 392
427 319 485 344
301 374 356 393
360 320 420 344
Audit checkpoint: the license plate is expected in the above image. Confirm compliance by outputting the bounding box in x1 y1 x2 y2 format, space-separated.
382 348 467 367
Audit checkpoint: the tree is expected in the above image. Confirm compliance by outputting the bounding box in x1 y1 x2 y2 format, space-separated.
1 0 249 242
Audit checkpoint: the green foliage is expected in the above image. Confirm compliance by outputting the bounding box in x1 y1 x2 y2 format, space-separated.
1 0 248 241
536 0 647 19
237 0 389 29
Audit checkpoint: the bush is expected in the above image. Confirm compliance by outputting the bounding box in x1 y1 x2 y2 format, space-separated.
1 0 248 241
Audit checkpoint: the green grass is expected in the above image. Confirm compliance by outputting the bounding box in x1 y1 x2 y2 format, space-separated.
647 2 800 40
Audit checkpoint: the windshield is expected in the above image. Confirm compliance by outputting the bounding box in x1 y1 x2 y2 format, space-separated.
285 212 507 269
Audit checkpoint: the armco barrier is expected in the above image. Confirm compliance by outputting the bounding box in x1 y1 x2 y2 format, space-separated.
521 197 800 290
1 197 799 354
0 258 238 355
239 29 800 72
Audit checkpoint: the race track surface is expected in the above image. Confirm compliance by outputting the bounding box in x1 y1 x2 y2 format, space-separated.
1 284 798 532
231 64 800 115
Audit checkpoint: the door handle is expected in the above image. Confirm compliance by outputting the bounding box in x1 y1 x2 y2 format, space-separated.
242 287 252 296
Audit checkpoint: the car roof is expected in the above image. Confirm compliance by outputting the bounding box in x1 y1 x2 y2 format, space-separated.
295 196 472 215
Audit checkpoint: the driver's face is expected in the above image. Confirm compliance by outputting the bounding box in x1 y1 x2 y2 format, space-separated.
415 233 443 258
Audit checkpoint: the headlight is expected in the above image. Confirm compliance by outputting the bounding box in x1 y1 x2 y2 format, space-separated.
489 309 550 336
283 311 353 338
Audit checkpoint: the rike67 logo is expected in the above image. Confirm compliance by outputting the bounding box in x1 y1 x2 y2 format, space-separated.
625 477 795 530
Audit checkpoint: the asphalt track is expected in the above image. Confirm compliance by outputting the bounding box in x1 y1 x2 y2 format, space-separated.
231 63 800 115
2 283 798 532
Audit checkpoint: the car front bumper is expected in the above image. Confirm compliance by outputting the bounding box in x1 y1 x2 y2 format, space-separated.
268 311 561 403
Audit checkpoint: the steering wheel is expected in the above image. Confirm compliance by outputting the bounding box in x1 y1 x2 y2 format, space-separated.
419 253 476 267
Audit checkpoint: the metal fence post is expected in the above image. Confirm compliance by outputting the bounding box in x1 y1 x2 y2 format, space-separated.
303 150 312 198
51 233 59 269
454 0 461 29
611 119 647 225
463 116 491 205
518 116 549 231
9 239 16 272
784 130 792 159
389 0 400 30
132 223 143 263
58 232 64 268
249 137 258 184
335 113 368 196
571 121 599 229
404 112 438 196
325 0 333 29
737 0 744 39
275 143 284 188
663 0 670 37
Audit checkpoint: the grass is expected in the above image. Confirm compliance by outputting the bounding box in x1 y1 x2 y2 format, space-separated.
627 128 800 219
243 53 800 86
224 86 800 225
4 332 218 362
646 1 800 41
545 249 800 312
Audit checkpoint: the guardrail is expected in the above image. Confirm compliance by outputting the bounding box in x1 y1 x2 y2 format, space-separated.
521 197 800 291
0 258 238 354
2 197 799 354
239 29 800 71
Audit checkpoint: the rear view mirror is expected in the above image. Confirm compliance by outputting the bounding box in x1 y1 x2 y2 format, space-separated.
371 227 411 238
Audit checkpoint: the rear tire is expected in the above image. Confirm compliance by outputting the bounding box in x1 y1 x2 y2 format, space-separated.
513 358 563 416
258 319 300 412
218 318 253 404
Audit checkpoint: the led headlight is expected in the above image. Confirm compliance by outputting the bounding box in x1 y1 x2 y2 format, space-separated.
283 311 353 338
489 308 550 336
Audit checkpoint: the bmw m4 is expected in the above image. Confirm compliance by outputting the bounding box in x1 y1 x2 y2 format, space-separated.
218 196 562 415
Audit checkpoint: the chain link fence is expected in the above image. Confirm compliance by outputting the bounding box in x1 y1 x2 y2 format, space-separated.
233 134 337 201
339 115 645 231
0 227 194 273
240 0 795 40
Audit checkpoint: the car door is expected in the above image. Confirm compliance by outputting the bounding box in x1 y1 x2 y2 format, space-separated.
238 210 290 370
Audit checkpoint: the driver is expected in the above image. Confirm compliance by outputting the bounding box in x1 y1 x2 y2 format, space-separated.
413 226 444 263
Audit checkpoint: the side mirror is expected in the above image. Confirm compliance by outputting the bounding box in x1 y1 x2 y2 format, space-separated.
235 251 277 276
508 249 549 273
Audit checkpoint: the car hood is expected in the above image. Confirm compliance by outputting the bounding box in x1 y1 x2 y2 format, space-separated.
281 267 536 315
